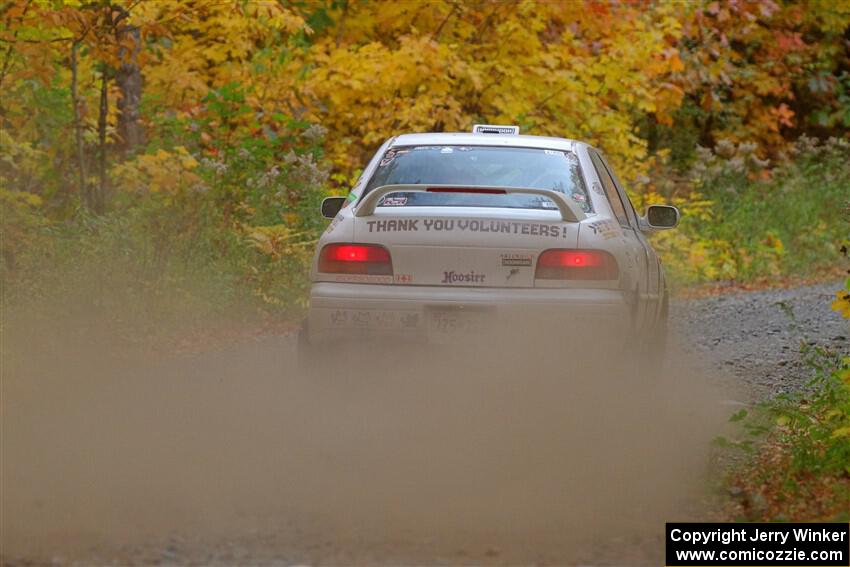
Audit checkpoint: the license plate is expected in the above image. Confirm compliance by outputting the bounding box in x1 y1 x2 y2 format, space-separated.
427 309 484 342
328 309 421 331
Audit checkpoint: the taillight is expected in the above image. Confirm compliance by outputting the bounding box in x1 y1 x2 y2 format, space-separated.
426 187 507 195
535 249 619 280
318 243 393 275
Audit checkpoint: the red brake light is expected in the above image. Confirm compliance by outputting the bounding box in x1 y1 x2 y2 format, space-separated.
426 187 507 195
318 243 393 275
535 249 618 280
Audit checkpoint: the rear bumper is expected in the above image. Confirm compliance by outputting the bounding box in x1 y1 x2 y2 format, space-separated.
306 282 631 345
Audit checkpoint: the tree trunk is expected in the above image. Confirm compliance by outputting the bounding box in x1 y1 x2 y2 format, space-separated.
96 66 108 213
646 112 659 155
116 23 143 152
70 42 89 207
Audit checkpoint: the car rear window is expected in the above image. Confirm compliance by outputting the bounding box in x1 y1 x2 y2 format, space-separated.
363 146 593 213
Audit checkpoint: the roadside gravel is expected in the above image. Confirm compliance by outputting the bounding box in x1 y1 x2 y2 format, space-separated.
670 281 848 400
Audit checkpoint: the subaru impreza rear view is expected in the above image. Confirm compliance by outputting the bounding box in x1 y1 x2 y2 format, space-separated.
301 126 678 353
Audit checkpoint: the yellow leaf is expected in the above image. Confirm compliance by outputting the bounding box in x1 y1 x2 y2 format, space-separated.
831 426 850 439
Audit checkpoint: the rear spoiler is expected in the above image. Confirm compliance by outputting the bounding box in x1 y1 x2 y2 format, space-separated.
354 184 586 223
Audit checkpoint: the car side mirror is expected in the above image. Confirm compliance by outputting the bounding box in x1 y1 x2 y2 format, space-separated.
644 204 679 229
321 197 347 219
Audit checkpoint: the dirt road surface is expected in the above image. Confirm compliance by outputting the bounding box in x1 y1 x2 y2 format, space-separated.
2 282 845 566
672 281 848 399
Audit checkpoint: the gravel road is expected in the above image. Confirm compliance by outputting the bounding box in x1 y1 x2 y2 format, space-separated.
671 281 848 400
3 281 847 567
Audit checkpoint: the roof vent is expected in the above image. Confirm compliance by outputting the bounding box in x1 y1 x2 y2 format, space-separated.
472 124 520 135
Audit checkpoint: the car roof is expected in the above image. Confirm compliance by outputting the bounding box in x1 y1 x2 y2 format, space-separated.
389 132 581 152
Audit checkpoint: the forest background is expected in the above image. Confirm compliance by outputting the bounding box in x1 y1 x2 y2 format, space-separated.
1 0 849 333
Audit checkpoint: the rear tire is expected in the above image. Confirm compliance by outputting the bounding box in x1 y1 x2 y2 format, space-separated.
296 322 317 376
296 322 346 379
645 293 669 374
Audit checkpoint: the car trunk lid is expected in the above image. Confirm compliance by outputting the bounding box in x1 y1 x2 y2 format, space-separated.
352 206 581 288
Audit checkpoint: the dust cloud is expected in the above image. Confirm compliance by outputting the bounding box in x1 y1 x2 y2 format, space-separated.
2 307 733 565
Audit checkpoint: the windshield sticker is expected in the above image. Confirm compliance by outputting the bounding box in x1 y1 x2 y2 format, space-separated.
378 149 411 166
365 218 570 239
379 150 397 167
380 196 408 207
410 146 471 152
501 254 533 267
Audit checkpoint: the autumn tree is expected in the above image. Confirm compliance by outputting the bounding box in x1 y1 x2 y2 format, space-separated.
300 0 686 184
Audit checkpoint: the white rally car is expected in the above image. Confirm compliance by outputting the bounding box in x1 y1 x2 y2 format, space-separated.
300 125 679 357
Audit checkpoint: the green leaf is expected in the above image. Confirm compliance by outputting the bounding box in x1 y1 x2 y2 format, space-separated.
729 409 748 422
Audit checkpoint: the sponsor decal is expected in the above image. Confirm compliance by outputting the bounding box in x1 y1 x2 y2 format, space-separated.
473 124 519 134
588 219 621 240
500 253 533 267
394 273 413 283
441 270 485 284
330 274 394 284
380 196 408 207
365 218 570 239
